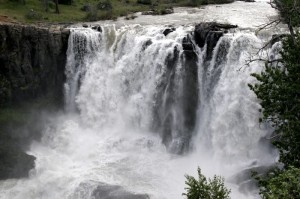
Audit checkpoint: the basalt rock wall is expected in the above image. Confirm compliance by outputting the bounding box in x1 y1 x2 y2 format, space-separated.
0 23 70 180
0 23 70 106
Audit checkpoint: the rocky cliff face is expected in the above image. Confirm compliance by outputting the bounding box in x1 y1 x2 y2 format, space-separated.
0 23 70 179
0 23 70 106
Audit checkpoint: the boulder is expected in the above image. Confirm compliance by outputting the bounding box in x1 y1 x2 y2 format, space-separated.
92 25 102 32
92 183 150 199
141 11 155 15
162 27 175 36
194 22 237 60
0 144 35 179
161 8 174 15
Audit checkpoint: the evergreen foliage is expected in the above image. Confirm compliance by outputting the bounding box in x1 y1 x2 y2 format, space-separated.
272 0 300 27
249 33 300 168
183 167 231 199
249 2 300 197
254 167 300 199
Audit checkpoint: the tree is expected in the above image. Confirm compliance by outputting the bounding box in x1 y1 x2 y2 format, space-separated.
270 0 300 44
55 0 60 14
249 1 300 198
183 167 231 199
249 33 300 167
254 167 300 199
44 0 49 12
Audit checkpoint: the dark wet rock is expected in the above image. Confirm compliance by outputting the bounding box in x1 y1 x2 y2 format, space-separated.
0 144 35 179
0 23 69 106
194 22 237 60
163 27 175 36
141 39 153 51
0 23 70 179
151 34 198 154
82 24 88 28
230 164 277 193
181 34 198 153
125 14 138 20
92 25 102 32
161 8 174 15
141 10 155 15
92 183 150 199
142 7 173 16
182 34 197 58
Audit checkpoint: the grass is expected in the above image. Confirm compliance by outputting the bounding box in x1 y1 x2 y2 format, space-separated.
0 0 85 23
0 0 232 23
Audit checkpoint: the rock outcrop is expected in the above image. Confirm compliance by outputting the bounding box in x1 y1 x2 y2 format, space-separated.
92 183 150 199
194 22 237 60
0 23 70 106
0 23 70 180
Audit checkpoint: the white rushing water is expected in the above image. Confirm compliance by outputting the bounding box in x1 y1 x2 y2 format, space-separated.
0 1 282 199
78 0 280 30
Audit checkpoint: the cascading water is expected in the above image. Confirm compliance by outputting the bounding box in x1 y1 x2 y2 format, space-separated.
0 11 282 199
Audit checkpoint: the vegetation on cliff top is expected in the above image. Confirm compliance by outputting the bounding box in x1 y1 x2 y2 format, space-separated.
0 0 233 23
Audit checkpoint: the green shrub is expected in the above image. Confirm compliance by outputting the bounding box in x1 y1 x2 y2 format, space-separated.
86 8 116 21
86 8 98 21
97 0 113 10
48 1 56 10
25 9 43 20
254 167 300 199
81 3 92 12
183 167 231 199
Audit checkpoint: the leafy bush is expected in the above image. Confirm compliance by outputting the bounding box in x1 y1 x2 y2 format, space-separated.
183 167 231 199
81 4 92 12
25 9 43 20
86 8 116 21
254 167 300 199
85 8 99 21
97 0 113 10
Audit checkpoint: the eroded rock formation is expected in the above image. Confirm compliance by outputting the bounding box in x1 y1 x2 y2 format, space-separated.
0 23 70 106
0 23 70 179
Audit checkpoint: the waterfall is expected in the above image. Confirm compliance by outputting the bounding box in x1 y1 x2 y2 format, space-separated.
0 24 279 199
65 25 197 153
